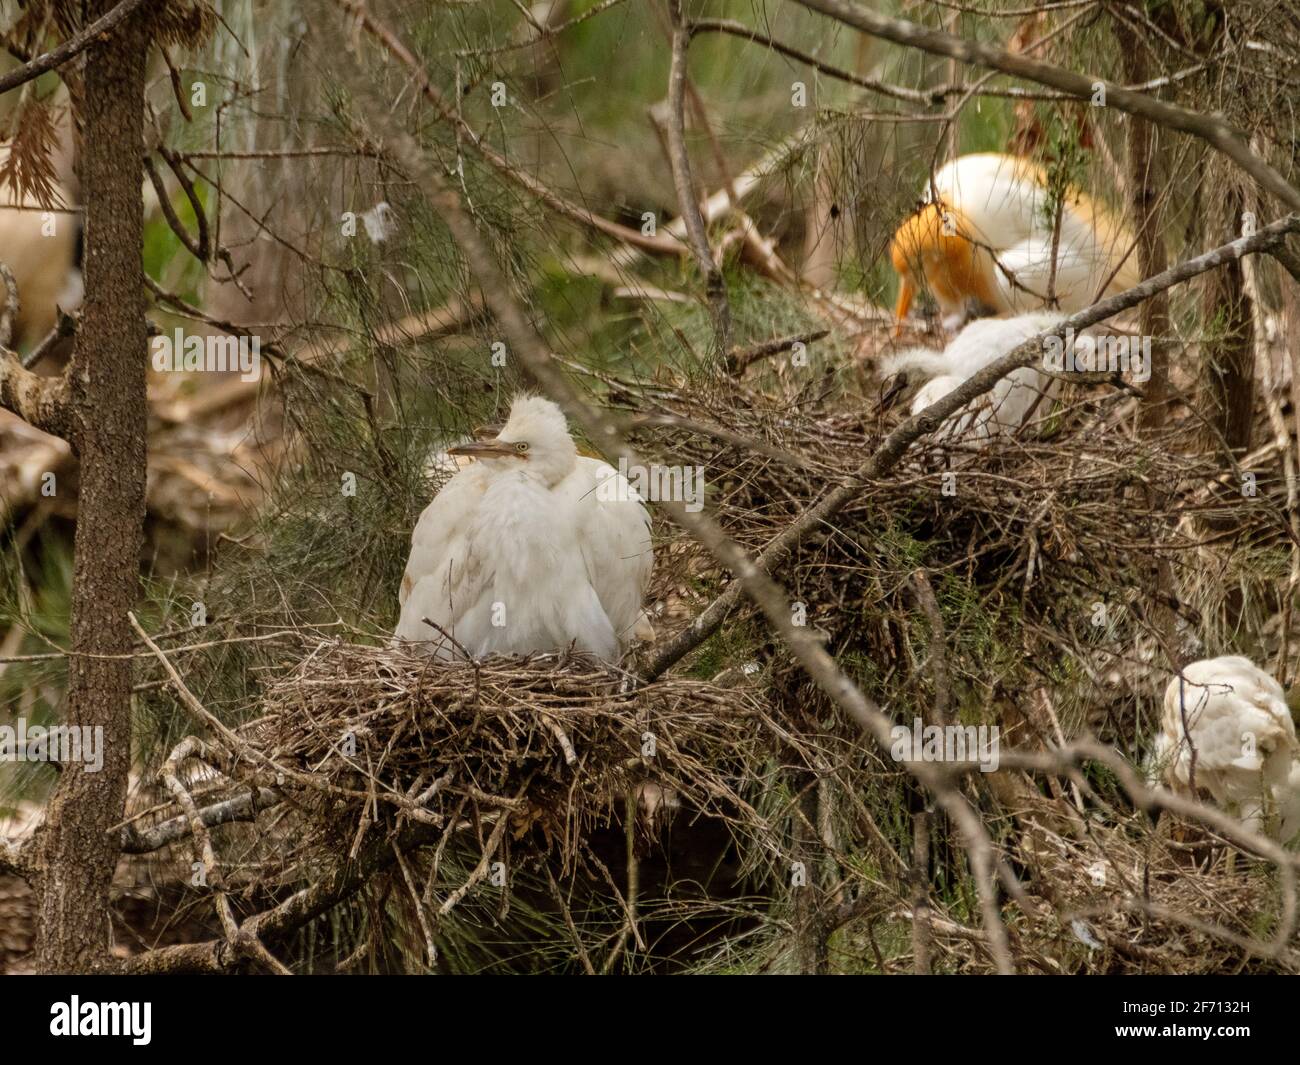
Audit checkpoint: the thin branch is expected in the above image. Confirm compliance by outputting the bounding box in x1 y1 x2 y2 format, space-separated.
726 329 829 374
143 154 206 263
119 787 280 854
21 309 78 370
690 18 1074 102
665 0 730 355
334 0 687 259
0 0 154 97
0 267 72 438
119 820 445 974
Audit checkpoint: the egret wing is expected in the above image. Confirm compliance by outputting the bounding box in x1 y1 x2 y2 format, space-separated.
394 466 492 651
560 457 654 642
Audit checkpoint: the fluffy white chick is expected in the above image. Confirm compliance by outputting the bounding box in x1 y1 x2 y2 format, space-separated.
881 312 1065 440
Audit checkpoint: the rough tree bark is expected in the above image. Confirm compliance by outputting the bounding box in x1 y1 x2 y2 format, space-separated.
30 2 149 973
1117 26 1171 433
1199 171 1256 457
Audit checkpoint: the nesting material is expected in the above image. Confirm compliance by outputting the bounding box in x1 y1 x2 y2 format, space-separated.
249 641 773 869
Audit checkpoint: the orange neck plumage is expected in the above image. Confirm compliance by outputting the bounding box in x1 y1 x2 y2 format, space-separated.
889 203 998 331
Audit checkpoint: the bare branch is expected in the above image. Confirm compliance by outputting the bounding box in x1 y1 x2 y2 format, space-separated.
21 309 78 370
0 0 154 98
1272 242 1300 286
119 820 445 974
334 0 687 259
0 262 73 436
665 0 730 354
119 788 281 854
691 18 1071 103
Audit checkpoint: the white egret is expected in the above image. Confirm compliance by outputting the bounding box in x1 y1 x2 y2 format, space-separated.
395 395 653 662
881 312 1065 440
1154 656 1300 843
890 153 1139 333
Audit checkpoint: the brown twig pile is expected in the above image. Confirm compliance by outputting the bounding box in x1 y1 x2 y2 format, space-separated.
249 641 776 872
996 789 1295 975
627 373 1293 713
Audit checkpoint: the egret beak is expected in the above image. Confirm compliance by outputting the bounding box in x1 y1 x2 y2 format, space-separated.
447 440 525 459
880 374 908 408
891 276 915 339
474 423 503 440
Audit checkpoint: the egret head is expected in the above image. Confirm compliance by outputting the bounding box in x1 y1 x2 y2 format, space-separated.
889 203 991 335
448 395 577 486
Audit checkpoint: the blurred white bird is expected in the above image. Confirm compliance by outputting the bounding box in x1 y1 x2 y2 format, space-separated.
1154 656 1300 843
361 202 395 244
395 395 654 662
422 436 480 480
890 153 1139 334
0 136 81 350
881 312 1065 440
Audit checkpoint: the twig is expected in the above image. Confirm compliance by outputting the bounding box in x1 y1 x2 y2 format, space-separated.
664 0 730 356
20 310 77 370
911 808 931 975
911 569 952 726
0 0 153 97
726 330 830 374
118 788 280 854
333 0 687 259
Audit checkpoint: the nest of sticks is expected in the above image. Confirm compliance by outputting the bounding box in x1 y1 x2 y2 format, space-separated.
600 356 1300 972
247 641 774 870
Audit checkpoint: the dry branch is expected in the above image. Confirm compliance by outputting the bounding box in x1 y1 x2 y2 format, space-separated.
0 0 154 98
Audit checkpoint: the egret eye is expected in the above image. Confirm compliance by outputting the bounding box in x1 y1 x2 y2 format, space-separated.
515 441 529 453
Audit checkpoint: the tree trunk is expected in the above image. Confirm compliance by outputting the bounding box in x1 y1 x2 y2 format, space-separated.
32 3 148 973
1199 176 1256 457
1117 24 1171 432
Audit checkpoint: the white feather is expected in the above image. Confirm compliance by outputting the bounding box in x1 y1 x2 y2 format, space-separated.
910 153 1139 324
395 396 653 662
884 312 1065 440
1157 656 1300 842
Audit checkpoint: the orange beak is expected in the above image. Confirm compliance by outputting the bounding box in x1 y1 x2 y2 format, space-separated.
892 276 915 338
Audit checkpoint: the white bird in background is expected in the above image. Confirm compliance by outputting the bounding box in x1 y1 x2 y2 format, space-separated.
423 434 482 480
395 395 654 662
881 312 1066 440
0 134 82 351
1154 656 1300 844
890 153 1139 334
361 202 395 245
